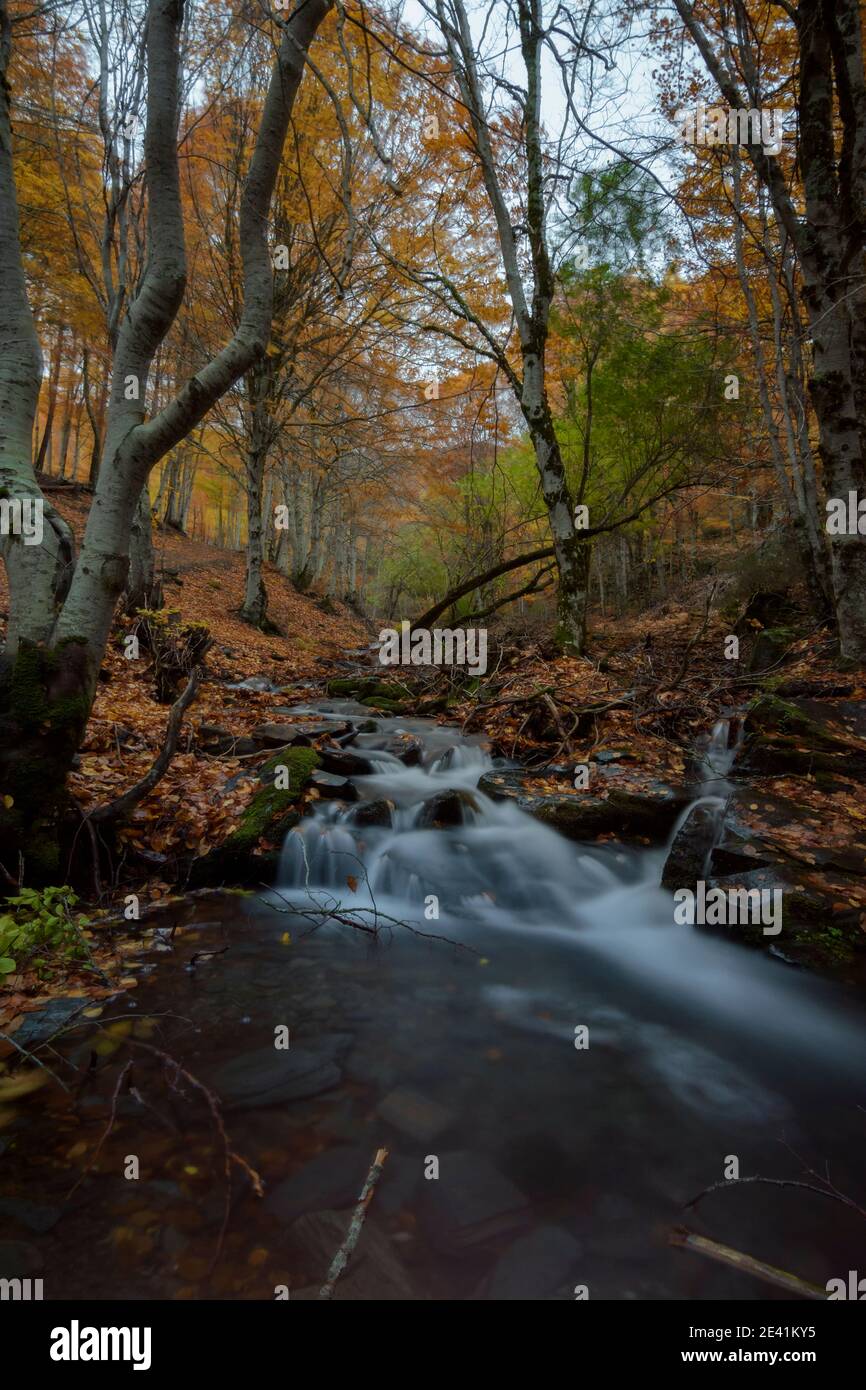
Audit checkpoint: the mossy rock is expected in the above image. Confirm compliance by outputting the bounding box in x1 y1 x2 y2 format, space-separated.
256 747 319 788
746 694 833 741
188 748 318 888
326 677 378 697
704 867 861 971
748 626 796 674
326 676 408 703
230 747 319 850
479 771 689 841
741 694 866 777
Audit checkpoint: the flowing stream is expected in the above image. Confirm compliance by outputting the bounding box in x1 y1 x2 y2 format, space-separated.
2 705 865 1300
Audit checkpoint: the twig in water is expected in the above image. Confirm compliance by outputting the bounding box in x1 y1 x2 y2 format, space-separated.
669 1226 825 1299
685 1172 866 1222
0 1031 72 1093
66 1060 133 1199
319 1146 390 1300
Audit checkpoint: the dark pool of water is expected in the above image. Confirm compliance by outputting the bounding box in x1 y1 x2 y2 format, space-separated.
1 710 864 1300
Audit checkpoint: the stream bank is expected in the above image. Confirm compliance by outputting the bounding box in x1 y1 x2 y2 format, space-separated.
184 671 866 978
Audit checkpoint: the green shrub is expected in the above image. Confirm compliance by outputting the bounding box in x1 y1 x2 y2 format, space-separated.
0 886 93 978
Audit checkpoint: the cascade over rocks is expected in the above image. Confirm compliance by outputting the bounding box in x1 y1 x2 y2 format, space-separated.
416 788 481 828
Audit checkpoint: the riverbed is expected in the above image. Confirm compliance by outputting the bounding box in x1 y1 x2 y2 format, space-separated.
1 706 864 1300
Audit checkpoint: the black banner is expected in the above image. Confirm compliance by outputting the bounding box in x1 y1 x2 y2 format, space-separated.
5 1298 861 1376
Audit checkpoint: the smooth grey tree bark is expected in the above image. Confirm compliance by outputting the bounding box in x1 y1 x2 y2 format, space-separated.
0 0 75 650
0 0 332 880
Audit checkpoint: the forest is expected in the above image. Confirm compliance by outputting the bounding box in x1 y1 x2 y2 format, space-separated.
1 0 866 1318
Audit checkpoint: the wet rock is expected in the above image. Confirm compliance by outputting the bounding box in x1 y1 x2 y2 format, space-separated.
418 1151 530 1254
701 867 796 948
479 771 688 841
697 782 866 970
661 802 723 889
0 1197 64 1233
482 1226 583 1300
265 1143 413 1226
360 695 409 714
251 722 312 750
189 747 319 887
342 1044 402 1090
207 1037 350 1110
392 734 425 766
197 723 237 754
417 789 480 828
287 1209 417 1299
739 694 866 779
273 722 353 745
373 1153 423 1216
326 677 409 707
311 769 358 801
265 1148 370 1225
228 676 282 693
377 1085 455 1143
355 732 424 765
318 745 375 777
8 996 89 1048
347 799 394 829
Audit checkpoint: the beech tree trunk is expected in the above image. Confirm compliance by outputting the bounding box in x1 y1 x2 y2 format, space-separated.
0 0 332 881
239 360 274 629
126 484 161 614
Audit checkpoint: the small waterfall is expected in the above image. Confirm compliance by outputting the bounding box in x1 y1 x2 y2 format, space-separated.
277 717 633 926
273 704 866 1104
428 743 489 774
662 715 744 873
699 716 742 790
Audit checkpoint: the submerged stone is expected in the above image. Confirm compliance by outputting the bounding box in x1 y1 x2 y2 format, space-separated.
483 1225 583 1300
206 1036 351 1110
418 1151 530 1253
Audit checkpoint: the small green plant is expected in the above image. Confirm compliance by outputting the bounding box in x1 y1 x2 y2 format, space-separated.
0 886 93 978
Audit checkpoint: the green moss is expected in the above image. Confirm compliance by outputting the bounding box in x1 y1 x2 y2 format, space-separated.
326 676 407 702
8 641 90 737
327 677 373 697
226 747 319 851
258 746 319 789
747 694 849 749
10 642 56 724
